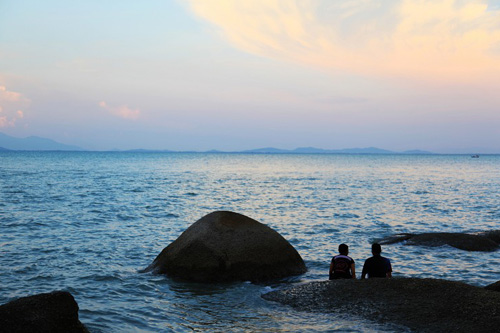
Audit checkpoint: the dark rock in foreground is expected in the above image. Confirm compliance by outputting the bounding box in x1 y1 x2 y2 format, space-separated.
486 280 500 292
144 211 306 282
0 291 88 333
378 230 500 251
263 278 500 333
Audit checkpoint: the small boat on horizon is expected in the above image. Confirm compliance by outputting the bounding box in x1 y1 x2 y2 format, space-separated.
471 154 480 158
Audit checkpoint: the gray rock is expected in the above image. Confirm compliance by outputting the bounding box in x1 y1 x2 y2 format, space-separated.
143 211 306 282
378 231 500 251
0 291 87 333
263 278 500 333
485 280 500 292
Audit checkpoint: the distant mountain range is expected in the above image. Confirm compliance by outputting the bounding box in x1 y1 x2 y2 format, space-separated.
0 132 434 154
241 147 432 154
0 132 83 151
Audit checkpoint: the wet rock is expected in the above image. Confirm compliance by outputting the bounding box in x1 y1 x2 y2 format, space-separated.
143 211 306 282
485 280 500 292
481 230 500 244
0 291 88 333
376 233 413 245
378 231 500 251
262 278 500 333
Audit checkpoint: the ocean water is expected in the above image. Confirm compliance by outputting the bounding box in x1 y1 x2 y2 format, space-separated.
1 152 499 332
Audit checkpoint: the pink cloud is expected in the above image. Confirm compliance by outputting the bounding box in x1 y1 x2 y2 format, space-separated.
0 85 28 128
187 0 500 82
0 85 22 102
98 101 141 120
0 115 17 128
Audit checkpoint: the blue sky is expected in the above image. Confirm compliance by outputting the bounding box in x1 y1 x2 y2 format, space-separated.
1 0 500 152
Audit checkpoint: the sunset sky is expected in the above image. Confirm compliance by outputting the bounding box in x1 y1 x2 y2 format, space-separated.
1 0 499 152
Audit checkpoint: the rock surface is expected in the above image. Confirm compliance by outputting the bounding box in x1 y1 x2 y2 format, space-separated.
485 280 500 292
482 230 500 244
0 291 88 333
377 230 500 251
263 278 500 333
144 211 307 282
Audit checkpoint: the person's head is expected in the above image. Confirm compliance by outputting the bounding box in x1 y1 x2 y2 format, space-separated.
372 243 382 255
339 243 349 255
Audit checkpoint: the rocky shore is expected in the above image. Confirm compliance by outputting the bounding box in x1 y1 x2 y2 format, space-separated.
2 210 498 331
263 278 500 332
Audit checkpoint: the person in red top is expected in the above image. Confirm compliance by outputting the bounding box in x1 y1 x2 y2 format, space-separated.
329 243 356 279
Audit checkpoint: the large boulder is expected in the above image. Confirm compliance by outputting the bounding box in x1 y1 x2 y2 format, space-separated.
0 291 87 333
377 230 500 251
263 278 500 332
143 211 307 282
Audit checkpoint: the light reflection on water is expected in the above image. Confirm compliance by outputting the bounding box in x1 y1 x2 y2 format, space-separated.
0 152 499 332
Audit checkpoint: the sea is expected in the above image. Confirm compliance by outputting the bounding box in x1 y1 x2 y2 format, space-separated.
1 152 499 332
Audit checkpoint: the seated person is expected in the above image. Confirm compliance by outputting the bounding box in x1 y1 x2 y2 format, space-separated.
361 243 392 279
329 243 356 279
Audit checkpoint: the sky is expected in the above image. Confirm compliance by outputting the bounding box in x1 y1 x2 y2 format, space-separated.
1 0 500 153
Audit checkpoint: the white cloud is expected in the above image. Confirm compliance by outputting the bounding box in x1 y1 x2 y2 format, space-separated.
98 101 141 120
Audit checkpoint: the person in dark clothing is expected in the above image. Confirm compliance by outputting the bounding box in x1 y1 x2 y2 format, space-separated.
361 243 392 279
329 243 356 279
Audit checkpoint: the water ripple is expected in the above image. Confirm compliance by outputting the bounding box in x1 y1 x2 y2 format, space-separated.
1 152 499 332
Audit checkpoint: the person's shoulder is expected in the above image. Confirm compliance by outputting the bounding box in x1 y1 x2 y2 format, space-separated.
334 255 352 261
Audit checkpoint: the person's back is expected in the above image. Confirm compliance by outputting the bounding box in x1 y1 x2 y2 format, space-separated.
361 243 392 279
329 244 356 279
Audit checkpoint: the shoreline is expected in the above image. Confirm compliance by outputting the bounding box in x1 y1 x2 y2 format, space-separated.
262 277 500 332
